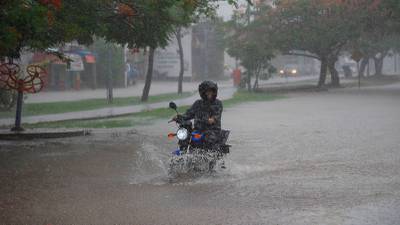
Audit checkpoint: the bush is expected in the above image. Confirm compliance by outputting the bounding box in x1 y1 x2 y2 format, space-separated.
92 39 125 88
0 88 16 111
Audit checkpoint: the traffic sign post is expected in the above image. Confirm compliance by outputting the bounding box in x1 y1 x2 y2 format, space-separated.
351 50 363 89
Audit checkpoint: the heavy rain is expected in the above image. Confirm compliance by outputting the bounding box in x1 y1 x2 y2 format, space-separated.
1 0 400 224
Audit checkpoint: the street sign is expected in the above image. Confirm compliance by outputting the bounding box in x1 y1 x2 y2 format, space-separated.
351 50 363 89
65 53 84 72
351 50 363 62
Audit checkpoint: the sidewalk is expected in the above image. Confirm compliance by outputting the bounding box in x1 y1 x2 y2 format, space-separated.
0 87 237 126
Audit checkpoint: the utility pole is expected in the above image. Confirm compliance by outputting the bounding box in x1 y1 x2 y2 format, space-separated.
246 2 252 91
357 61 361 89
204 24 208 79
123 45 128 88
107 46 113 104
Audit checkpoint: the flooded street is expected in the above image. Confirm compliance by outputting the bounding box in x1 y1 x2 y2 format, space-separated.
1 84 400 225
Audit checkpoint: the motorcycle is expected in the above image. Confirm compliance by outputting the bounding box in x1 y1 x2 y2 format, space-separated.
167 101 231 176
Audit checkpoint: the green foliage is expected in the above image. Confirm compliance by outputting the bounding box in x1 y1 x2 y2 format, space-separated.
0 0 100 59
0 1 51 58
0 0 255 60
100 0 246 49
0 89 16 111
225 3 275 90
50 0 102 45
100 0 177 49
353 0 400 57
271 0 365 58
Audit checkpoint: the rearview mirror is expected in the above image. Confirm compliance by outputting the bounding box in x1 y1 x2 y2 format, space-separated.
169 102 177 111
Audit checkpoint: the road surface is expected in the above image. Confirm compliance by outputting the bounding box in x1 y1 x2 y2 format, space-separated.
1 82 399 224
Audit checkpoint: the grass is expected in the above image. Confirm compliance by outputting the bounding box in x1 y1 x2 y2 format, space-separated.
22 91 284 129
0 92 192 118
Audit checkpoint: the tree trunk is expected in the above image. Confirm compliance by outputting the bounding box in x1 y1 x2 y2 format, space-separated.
328 58 340 87
106 76 113 103
253 73 259 91
176 28 184 95
253 66 261 91
106 49 113 104
247 71 252 92
141 47 155 102
358 57 369 77
11 90 24 132
318 57 328 87
374 56 384 76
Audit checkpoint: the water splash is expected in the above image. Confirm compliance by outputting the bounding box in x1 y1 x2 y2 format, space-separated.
129 142 170 185
168 149 220 180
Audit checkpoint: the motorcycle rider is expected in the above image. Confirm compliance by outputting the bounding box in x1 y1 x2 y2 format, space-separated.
174 80 223 149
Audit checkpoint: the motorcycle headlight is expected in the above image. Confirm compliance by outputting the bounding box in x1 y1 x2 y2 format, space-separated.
279 70 284 74
176 128 188 140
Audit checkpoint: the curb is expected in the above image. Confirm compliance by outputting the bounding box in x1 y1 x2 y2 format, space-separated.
0 129 91 140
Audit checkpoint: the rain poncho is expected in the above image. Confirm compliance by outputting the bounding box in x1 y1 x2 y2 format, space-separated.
181 81 223 147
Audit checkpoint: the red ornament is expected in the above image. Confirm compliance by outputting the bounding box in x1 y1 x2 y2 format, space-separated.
0 63 46 93
39 0 61 10
50 0 62 10
117 3 135 17
1 63 47 131
0 63 20 90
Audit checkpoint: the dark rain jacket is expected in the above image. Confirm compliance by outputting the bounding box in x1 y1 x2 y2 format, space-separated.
181 81 223 132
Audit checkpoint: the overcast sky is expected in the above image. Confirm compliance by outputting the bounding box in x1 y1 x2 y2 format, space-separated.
216 2 234 21
216 0 247 21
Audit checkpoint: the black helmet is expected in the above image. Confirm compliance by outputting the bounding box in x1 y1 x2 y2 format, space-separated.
198 80 218 101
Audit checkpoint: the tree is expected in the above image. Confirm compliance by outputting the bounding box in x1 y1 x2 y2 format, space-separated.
102 0 247 101
170 2 199 95
225 2 275 91
99 1 186 101
0 0 104 113
0 0 101 60
175 27 186 94
353 0 400 76
270 0 366 87
91 38 125 103
356 34 400 76
0 0 60 59
171 1 215 94
0 88 16 111
172 0 227 94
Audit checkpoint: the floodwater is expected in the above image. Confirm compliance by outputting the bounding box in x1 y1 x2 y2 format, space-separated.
1 83 400 224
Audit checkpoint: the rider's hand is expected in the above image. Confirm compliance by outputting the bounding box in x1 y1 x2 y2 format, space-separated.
173 115 183 121
208 117 215 124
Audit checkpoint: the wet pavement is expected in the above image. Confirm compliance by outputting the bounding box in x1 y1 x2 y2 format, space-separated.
1 83 400 224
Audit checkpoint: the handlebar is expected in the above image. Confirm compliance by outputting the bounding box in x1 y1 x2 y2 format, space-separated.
169 114 193 127
168 114 181 124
